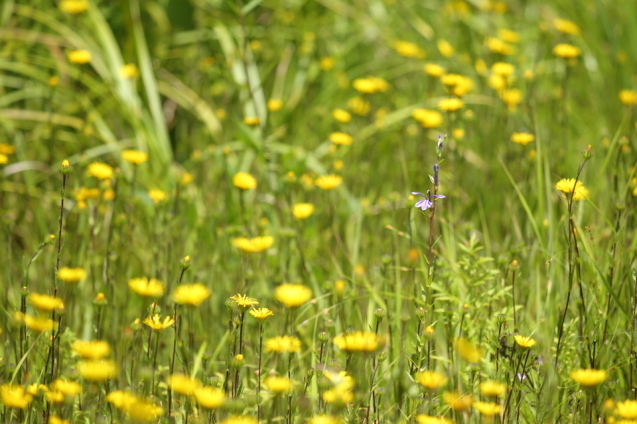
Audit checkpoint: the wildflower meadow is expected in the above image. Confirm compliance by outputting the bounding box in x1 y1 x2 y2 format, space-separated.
1 0 637 423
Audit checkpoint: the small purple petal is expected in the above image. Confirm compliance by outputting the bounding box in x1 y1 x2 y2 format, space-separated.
411 192 425 196
415 198 433 210
431 194 446 199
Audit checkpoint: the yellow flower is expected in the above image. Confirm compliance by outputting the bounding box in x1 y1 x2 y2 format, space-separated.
106 390 138 411
68 50 92 64
264 376 293 393
453 338 483 363
480 381 506 397
555 178 589 201
230 294 259 308
500 88 523 111
232 236 274 253
58 267 86 283
437 40 454 57
121 149 148 165
329 132 353 146
416 371 448 390
333 331 386 353
0 144 15 154
59 0 88 13
0 384 33 408
443 391 473 411
553 43 581 59
194 386 226 409
352 77 388 94
485 37 514 55
119 64 139 78
128 398 163 422
28 293 64 311
128 277 164 297
498 29 520 43
148 189 167 204
274 283 313 308
49 76 60 87
322 375 354 405
26 384 47 396
0 154 8 164
45 391 65 403
243 117 261 126
393 40 425 59
412 109 443 128
51 380 81 397
87 162 113 180
77 360 117 381
14 312 57 333
49 416 71 424
452 128 465 139
570 369 608 387
265 335 301 353
143 314 175 331
619 90 637 106
513 334 536 348
168 373 201 395
292 203 315 220
249 308 274 320
332 109 352 123
473 401 502 416
180 171 193 185
438 98 464 112
172 283 211 306
267 99 283 111
309 416 343 424
320 57 335 71
511 132 535 146
71 340 111 359
616 400 637 419
315 175 343 190
424 64 446 78
554 18 580 35
232 172 257 189
492 62 515 77
220 416 259 424
415 415 454 424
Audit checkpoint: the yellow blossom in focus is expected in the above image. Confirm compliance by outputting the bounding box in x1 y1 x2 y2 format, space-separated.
570 369 608 387
513 335 536 348
275 283 313 307
474 401 502 416
143 314 175 331
14 312 57 333
443 391 473 411
555 178 589 200
264 376 293 393
121 149 148 165
28 293 64 311
615 400 637 419
393 40 425 58
333 331 386 353
619 90 637 106
68 50 91 64
87 162 113 180
128 277 164 297
453 338 483 363
0 144 15 155
71 340 111 359
292 203 315 219
232 236 274 253
554 18 580 35
268 99 283 111
168 373 201 395
77 360 117 381
58 267 86 283
243 117 260 126
320 57 335 71
415 414 454 424
438 98 464 112
511 132 535 146
329 132 353 146
437 40 454 57
480 381 506 397
172 283 211 306
424 64 446 78
230 294 259 308
416 371 448 389
119 64 139 78
265 335 301 353
194 386 226 409
0 384 33 408
232 172 257 189
249 308 274 320
60 0 88 13
332 109 352 122
315 175 343 190
412 109 443 128
553 43 581 59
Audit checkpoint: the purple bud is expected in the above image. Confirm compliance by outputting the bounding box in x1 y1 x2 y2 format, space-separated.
433 164 439 186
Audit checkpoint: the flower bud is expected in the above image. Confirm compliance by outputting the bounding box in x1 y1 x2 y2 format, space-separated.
181 255 191 270
433 164 439 186
60 160 72 175
375 308 386 320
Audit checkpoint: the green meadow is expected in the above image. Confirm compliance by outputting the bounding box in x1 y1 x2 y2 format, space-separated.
1 0 636 423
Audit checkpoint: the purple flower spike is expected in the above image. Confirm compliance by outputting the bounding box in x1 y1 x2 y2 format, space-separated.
412 192 445 211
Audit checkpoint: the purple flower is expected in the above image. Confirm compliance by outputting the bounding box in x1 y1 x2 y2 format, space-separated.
412 192 445 211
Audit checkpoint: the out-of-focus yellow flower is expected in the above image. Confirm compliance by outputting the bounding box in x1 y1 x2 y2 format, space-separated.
265 335 301 353
480 381 506 397
332 109 352 122
553 43 581 58
513 335 536 348
500 88 523 111
393 40 425 58
119 64 139 78
14 312 57 333
322 373 354 405
329 132 353 146
232 172 257 189
333 331 386 353
511 132 534 146
249 308 274 320
194 386 226 409
220 416 259 424
0 384 33 409
57 267 86 283
320 57 335 71
148 189 167 204
498 29 520 43
128 398 163 422
412 109 443 128
474 401 502 416
424 63 446 78
415 414 454 424
348 96 371 115
121 149 147 164
619 90 637 106
128 277 164 297
437 40 454 57
554 18 580 35
77 360 117 381
453 338 483 363
87 162 113 180
315 175 343 190
172 283 211 306
232 236 274 253
416 371 448 390
352 77 388 94
72 340 111 359
59 0 88 14
443 391 473 411
492 62 515 77
452 128 465 139
555 178 589 201
68 50 91 64
168 373 201 395
51 379 82 397
292 203 315 219
49 416 71 424
275 283 312 308
143 314 175 331
267 99 283 111
485 37 514 55
243 117 260 126
438 98 464 112
308 416 343 424
28 293 64 311
615 400 637 419
570 369 608 387
106 390 138 411
0 144 15 155
264 376 293 393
